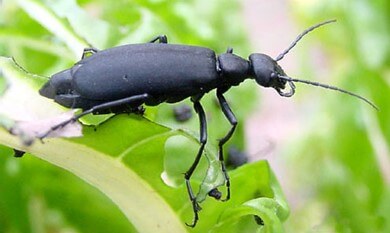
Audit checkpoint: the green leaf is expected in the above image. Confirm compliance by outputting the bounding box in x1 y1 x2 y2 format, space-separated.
209 162 289 233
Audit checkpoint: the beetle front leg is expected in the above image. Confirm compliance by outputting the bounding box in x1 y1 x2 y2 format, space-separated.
148 35 168 44
184 100 207 228
38 94 149 139
216 89 237 201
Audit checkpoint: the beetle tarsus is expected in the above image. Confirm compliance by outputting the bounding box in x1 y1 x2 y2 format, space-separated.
208 188 222 200
185 199 200 227
13 149 26 158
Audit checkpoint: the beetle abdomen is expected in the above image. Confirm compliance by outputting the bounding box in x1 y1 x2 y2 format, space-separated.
72 44 220 103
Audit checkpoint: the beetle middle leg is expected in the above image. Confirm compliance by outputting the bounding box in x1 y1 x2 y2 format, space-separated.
148 35 168 44
39 94 149 139
215 88 237 201
81 47 99 59
184 99 207 227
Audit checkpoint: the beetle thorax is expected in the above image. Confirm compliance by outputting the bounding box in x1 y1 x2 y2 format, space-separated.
217 53 250 87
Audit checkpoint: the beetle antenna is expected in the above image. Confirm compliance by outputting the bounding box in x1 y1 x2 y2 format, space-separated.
275 19 337 62
277 75 378 110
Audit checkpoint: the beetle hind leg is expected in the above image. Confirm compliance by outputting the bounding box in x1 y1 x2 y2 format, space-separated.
215 89 237 202
184 99 207 228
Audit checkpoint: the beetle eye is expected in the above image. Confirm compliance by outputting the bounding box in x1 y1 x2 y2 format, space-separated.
270 72 278 79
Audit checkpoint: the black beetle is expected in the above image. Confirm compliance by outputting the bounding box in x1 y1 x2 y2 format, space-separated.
38 19 376 227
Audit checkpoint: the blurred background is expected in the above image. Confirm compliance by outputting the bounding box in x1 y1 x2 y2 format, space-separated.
1 0 389 232
243 0 389 232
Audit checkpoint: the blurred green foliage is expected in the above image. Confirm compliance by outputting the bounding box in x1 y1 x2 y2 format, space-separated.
284 0 390 232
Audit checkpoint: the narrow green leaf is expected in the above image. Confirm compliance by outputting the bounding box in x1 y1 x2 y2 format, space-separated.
44 0 113 48
16 0 87 58
0 31 74 60
0 125 189 233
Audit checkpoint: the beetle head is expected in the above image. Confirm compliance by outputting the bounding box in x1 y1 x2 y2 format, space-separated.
249 53 295 97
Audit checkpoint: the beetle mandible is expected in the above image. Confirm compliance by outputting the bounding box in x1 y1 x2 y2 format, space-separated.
39 19 377 227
